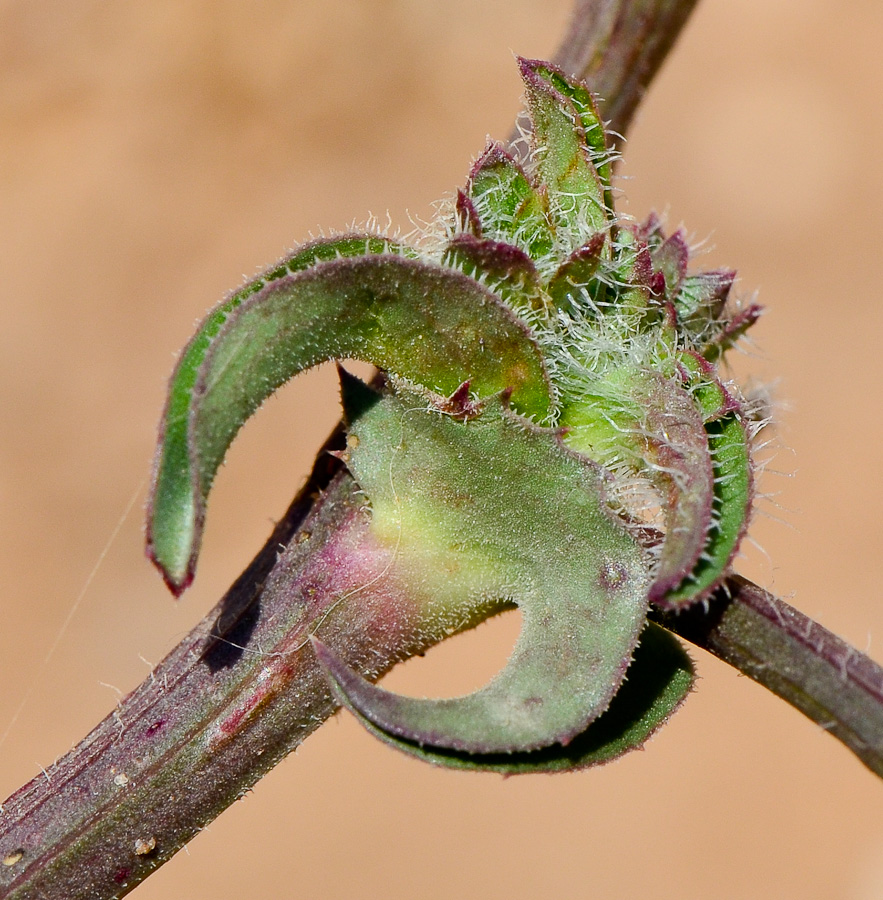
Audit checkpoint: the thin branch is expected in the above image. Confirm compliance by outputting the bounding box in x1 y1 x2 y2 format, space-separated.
651 576 883 780
553 0 701 136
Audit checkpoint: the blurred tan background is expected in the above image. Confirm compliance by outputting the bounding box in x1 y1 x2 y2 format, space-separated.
2 1 883 897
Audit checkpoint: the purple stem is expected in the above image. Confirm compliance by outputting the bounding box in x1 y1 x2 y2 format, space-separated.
650 576 883 778
553 0 701 136
0 448 445 899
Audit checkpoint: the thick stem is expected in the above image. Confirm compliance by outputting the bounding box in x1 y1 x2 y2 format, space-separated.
0 444 463 899
650 576 883 780
0 442 358 899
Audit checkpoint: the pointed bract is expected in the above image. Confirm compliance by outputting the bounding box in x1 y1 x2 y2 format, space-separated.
651 229 689 301
547 231 607 311
337 365 382 427
442 234 542 310
519 57 610 250
466 142 553 259
520 57 615 211
702 303 763 361
455 189 483 237
677 269 736 326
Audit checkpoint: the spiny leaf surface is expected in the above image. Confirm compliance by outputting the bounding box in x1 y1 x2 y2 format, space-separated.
315 378 650 754
319 623 692 772
148 248 551 593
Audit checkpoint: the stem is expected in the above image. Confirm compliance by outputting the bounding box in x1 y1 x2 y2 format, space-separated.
0 443 467 899
650 576 883 780
552 0 701 136
0 440 358 899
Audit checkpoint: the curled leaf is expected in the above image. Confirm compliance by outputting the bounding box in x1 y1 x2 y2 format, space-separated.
148 246 551 594
560 371 718 607
659 413 753 608
315 378 650 754
638 373 717 605
317 623 692 773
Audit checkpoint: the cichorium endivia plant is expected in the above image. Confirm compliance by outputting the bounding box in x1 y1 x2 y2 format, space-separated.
147 58 761 773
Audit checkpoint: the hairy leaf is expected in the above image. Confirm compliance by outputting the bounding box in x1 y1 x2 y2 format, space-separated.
314 378 650 754
148 249 551 593
523 57 614 213
520 57 610 248
466 142 553 259
318 623 692 773
560 371 717 606
659 414 753 608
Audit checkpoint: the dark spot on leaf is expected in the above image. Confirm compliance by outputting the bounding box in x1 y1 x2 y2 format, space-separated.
600 561 629 591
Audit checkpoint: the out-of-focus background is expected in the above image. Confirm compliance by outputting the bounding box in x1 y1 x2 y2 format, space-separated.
2 1 882 897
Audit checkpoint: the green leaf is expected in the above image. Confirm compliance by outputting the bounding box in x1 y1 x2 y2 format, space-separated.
314 378 650 754
522 57 614 213
442 234 543 311
670 350 738 423
560 371 717 607
317 623 692 773
546 232 607 311
650 229 689 301
466 142 554 259
147 247 552 594
659 414 753 608
519 57 610 249
676 269 735 330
